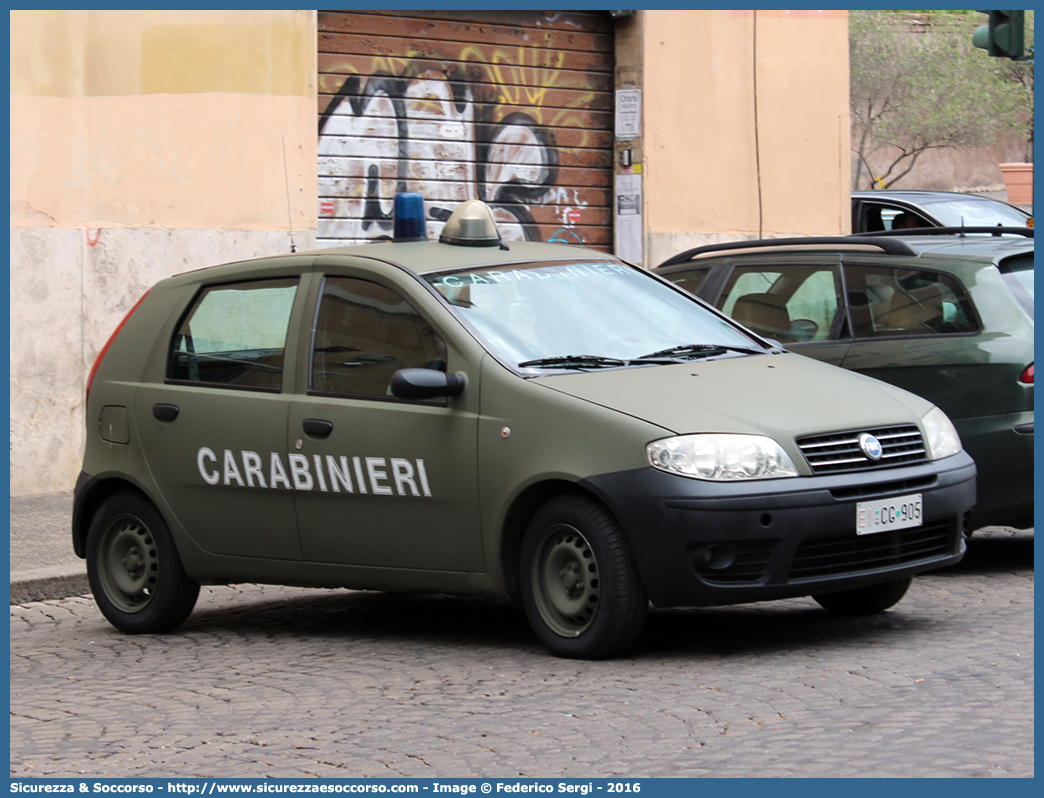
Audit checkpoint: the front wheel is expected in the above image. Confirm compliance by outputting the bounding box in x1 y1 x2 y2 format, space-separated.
86 492 199 633
812 576 912 615
519 495 647 659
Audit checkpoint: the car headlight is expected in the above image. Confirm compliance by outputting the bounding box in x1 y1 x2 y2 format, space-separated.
647 434 799 481
922 406 962 460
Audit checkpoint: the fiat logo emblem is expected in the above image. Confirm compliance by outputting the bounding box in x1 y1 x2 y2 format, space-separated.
858 433 884 461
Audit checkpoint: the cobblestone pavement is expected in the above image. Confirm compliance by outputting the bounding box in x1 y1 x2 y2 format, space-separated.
10 530 1033 779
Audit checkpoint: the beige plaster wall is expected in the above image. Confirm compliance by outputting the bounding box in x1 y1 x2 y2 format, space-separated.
641 10 851 267
10 10 319 496
10 10 317 230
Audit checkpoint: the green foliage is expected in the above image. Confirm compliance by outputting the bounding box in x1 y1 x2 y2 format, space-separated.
850 10 1033 189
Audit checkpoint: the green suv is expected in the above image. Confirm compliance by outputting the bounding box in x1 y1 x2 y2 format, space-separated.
657 228 1033 532
75 198 975 659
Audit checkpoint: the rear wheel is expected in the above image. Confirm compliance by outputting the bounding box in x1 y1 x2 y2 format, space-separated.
86 492 199 633
812 576 912 615
520 495 647 659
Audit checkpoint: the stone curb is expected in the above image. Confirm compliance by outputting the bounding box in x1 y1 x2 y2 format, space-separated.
10 565 89 605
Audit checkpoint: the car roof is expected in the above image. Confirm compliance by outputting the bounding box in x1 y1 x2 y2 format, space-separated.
655 230 1033 271
887 233 1034 261
852 190 1029 213
855 189 1006 203
311 239 613 275
172 239 616 286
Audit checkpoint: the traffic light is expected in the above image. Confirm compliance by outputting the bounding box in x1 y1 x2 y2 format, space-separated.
972 10 1025 59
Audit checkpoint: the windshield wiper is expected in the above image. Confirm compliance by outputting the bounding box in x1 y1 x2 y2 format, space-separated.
518 354 629 369
635 343 768 361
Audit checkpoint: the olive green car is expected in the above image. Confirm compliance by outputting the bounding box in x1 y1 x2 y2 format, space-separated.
75 199 975 659
656 229 1033 531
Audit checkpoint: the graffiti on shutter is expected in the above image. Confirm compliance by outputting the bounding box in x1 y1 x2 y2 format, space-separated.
318 11 614 249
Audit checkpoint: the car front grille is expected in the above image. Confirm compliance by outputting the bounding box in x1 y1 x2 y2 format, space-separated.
788 521 955 581
797 424 927 475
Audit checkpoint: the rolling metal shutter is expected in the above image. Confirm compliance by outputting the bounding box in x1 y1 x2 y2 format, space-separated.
317 10 614 250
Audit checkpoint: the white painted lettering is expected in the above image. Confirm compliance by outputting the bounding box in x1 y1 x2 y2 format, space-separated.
352 456 368 495
326 455 354 493
198 447 433 498
390 458 420 497
242 451 267 488
312 455 328 492
289 454 314 491
223 449 245 487
269 453 292 490
366 457 393 495
416 458 432 498
197 447 219 485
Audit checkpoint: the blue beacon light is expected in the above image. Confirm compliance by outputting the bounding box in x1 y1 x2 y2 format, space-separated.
393 193 428 242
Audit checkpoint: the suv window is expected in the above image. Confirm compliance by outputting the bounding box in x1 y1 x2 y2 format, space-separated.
169 278 298 390
859 202 931 232
719 265 841 343
845 266 977 338
664 266 711 297
310 277 447 398
999 254 1034 318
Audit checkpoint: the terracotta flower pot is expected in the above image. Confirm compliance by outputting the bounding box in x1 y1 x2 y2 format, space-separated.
999 162 1033 206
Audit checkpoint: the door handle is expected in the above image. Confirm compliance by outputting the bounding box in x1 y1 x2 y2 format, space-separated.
302 418 333 438
153 403 179 421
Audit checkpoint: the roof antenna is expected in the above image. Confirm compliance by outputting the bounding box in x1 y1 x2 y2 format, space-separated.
282 137 297 253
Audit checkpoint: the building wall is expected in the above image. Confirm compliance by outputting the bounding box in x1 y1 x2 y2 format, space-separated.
10 10 318 496
633 10 851 267
856 134 1031 193
315 10 615 249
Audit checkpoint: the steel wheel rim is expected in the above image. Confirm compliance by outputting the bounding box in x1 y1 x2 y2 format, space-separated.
531 523 600 637
98 514 159 614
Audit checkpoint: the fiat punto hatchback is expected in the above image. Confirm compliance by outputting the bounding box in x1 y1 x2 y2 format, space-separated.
75 197 975 658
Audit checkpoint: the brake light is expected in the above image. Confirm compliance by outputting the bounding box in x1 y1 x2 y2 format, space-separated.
1020 363 1033 384
85 289 151 403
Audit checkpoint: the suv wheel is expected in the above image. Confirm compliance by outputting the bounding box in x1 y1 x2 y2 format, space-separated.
520 495 647 659
812 576 912 615
86 492 199 633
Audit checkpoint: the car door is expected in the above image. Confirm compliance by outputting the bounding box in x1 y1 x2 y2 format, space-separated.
712 259 852 366
135 275 306 560
287 267 485 571
839 262 982 422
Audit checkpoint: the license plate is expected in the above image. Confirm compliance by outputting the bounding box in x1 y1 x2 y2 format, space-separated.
856 493 923 535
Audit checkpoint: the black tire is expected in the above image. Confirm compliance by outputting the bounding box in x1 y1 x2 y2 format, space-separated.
519 494 647 659
85 492 200 633
812 576 912 616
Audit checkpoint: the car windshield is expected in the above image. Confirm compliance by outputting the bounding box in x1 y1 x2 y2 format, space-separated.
923 198 1029 228
999 254 1034 318
425 260 763 371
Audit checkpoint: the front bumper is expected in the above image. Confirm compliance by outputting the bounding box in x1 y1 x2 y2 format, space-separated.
581 451 976 608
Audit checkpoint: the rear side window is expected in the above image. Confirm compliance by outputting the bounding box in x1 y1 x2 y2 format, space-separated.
169 278 299 390
718 266 842 343
845 266 977 338
310 277 447 399
999 254 1034 319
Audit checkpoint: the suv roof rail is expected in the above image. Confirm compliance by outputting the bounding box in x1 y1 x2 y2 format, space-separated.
856 226 1033 239
656 236 918 268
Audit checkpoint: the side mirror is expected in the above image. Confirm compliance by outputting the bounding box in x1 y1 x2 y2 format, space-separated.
390 368 466 400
